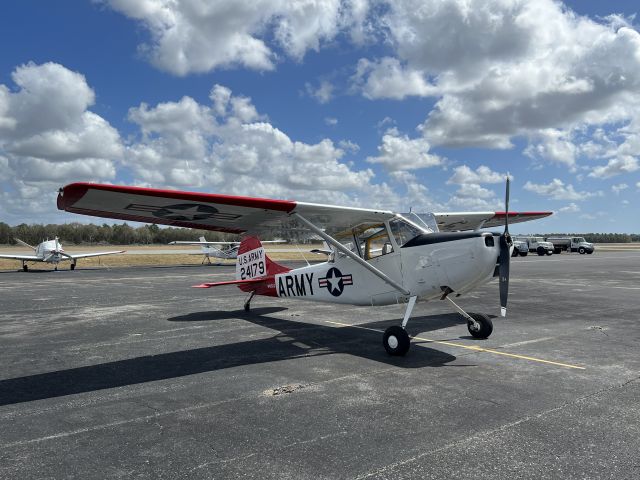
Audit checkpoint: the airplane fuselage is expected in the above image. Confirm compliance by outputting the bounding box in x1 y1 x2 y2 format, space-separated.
240 232 500 306
35 239 66 264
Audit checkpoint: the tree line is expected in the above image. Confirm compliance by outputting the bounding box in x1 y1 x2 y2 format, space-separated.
0 222 637 245
0 222 239 246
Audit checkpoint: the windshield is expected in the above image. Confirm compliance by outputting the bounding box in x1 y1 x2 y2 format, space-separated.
389 218 423 247
574 237 586 243
402 212 437 233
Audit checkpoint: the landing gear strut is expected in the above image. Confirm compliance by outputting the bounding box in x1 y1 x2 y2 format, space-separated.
445 296 493 339
244 291 256 312
383 296 416 356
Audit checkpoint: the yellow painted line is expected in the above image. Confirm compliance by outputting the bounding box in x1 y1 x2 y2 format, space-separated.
325 321 586 370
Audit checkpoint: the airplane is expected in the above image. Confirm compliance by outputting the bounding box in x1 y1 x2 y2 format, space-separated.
0 237 125 271
169 236 285 264
57 181 551 355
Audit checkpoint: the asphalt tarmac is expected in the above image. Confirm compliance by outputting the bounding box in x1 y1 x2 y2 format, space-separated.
0 252 639 479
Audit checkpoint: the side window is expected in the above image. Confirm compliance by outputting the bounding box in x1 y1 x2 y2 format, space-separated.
366 230 394 259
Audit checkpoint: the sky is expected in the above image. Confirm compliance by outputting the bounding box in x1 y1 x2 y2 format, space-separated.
0 0 639 233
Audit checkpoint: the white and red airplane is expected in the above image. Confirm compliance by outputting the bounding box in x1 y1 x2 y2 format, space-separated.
169 236 285 264
57 181 551 355
0 237 125 271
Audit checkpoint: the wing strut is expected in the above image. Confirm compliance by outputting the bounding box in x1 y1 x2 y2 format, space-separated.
292 213 410 296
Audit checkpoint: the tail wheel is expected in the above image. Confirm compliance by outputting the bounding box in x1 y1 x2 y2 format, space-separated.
467 313 493 339
383 326 410 356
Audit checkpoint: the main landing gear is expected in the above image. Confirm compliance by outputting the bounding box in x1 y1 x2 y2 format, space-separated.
22 262 28 272
244 291 256 312
383 296 416 356
382 293 495 357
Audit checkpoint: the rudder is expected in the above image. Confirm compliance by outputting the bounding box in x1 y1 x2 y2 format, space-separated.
236 236 290 281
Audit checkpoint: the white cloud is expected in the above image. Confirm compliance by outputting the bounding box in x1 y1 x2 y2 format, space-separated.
524 129 578 171
446 165 505 185
306 80 334 104
366 128 443 171
125 83 378 201
325 117 338 126
345 0 640 164
105 0 371 76
558 202 580 213
353 57 436 100
589 156 639 179
611 183 629 194
0 62 123 220
523 178 596 201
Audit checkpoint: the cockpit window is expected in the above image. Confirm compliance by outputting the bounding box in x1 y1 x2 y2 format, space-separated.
389 218 423 247
403 212 438 233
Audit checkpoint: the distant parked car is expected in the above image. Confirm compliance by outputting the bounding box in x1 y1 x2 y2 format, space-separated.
511 239 529 257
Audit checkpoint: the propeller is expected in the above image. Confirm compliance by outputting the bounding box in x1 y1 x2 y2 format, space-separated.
498 175 512 317
48 237 74 262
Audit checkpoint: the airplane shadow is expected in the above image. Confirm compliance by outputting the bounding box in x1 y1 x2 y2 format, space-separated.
0 308 464 406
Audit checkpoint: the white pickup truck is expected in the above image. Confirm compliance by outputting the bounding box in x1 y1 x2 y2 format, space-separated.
514 236 555 256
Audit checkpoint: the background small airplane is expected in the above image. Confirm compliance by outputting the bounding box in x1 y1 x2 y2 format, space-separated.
169 236 285 264
0 237 125 271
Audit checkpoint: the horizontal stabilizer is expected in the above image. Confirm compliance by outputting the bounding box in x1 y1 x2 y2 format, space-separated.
193 277 268 289
14 238 36 250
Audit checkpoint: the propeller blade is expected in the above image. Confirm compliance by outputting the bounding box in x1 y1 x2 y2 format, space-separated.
499 174 512 317
504 175 510 235
499 235 510 317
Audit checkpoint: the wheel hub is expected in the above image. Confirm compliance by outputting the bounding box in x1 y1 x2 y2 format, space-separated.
387 335 399 349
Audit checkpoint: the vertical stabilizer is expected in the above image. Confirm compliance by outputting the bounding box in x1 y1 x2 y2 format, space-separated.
236 236 290 281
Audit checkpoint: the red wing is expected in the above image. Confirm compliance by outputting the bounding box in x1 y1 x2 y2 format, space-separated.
58 183 296 234
57 183 396 233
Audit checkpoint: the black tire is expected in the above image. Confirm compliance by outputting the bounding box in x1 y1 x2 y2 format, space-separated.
511 249 518 257
23 264 28 272
519 251 528 257
70 263 75 270
537 247 545 256
578 247 586 254
383 326 410 356
467 313 493 339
